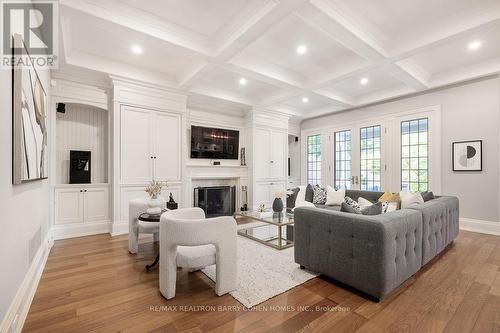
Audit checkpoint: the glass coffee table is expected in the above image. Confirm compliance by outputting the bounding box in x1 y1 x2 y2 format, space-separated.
234 211 294 250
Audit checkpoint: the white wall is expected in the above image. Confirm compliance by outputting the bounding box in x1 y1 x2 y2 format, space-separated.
301 77 500 222
0 67 51 320
56 104 108 184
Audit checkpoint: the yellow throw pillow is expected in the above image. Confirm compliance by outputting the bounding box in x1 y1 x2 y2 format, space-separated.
378 192 401 208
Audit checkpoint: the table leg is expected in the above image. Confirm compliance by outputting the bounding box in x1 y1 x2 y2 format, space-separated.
146 254 159 271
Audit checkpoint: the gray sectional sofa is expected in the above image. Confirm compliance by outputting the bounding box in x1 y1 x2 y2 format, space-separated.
292 190 459 300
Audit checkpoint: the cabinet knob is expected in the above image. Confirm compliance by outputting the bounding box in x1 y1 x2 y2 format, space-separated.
80 190 83 192
84 190 87 192
270 160 274 163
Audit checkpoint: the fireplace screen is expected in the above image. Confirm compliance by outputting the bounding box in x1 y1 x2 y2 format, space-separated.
193 186 236 217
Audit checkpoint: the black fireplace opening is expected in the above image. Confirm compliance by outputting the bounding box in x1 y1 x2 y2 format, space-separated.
194 186 236 218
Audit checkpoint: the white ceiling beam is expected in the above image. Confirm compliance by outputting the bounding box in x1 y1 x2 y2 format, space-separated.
60 0 211 57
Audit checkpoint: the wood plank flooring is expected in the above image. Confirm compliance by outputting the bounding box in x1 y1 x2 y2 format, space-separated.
23 230 500 333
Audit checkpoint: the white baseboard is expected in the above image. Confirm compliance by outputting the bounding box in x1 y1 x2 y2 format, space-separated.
111 221 129 236
460 218 500 236
0 234 53 333
51 221 112 240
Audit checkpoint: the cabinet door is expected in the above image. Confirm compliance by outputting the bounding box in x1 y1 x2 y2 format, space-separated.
153 112 181 181
84 187 109 222
254 128 271 179
55 189 84 225
270 131 286 179
121 107 153 183
254 182 271 207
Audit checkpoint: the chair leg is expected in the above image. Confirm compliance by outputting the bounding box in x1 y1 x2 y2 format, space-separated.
214 249 237 296
159 244 178 300
128 230 139 254
153 232 159 243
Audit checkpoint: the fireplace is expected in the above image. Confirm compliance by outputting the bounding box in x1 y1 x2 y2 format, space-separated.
193 186 236 217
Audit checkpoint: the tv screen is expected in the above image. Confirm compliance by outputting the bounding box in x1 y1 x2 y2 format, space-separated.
191 126 239 160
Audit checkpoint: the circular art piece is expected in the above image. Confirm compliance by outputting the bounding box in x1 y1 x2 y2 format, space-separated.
453 140 482 171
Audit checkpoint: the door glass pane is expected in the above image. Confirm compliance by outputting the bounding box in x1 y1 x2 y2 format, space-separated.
334 130 351 189
307 135 321 185
401 118 428 191
360 125 381 191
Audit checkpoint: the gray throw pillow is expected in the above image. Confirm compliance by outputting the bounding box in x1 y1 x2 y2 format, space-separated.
421 191 435 202
361 202 383 215
341 202 361 214
305 184 314 203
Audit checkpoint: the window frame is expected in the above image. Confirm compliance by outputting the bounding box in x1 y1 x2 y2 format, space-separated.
401 117 429 192
306 134 322 186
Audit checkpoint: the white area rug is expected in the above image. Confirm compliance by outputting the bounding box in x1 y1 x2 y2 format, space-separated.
201 235 317 308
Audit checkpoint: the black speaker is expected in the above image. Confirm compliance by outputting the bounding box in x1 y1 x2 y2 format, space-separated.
56 103 66 113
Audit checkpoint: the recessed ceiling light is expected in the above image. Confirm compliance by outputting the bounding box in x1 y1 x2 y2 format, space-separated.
468 40 482 51
296 44 307 55
302 97 309 103
131 45 143 55
360 77 369 85
239 77 247 86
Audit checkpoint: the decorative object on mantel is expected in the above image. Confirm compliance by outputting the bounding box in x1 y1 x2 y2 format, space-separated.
240 147 246 166
144 180 167 214
240 185 248 211
452 140 482 171
12 34 48 184
166 192 178 210
272 190 286 213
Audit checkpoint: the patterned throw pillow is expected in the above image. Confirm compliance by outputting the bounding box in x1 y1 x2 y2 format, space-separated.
344 196 360 210
313 185 327 204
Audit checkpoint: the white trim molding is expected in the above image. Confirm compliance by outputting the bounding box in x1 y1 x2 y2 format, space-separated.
460 218 500 236
0 234 53 333
52 221 112 240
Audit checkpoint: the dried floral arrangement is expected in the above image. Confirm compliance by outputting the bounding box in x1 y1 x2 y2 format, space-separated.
144 180 167 199
274 190 287 198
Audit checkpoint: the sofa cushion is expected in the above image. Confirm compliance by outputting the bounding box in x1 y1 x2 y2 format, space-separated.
378 192 401 206
345 190 383 202
313 185 327 204
340 202 361 214
400 191 424 208
177 245 216 269
361 202 383 215
305 184 314 203
326 186 345 205
421 191 435 202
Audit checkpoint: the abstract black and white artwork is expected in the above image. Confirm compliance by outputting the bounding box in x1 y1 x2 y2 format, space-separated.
12 34 48 184
452 140 482 172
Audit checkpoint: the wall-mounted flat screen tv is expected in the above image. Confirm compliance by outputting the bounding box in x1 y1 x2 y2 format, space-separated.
190 126 239 160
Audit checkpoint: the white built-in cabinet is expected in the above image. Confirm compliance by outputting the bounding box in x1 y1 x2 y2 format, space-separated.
253 128 286 179
120 105 181 183
55 186 109 225
251 125 288 209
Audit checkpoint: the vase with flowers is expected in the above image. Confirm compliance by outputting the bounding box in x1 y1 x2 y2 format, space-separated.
144 180 167 215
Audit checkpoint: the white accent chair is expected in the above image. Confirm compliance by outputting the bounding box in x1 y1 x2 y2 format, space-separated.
128 198 165 254
159 208 237 299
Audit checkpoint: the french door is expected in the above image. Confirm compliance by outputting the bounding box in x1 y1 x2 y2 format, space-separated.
332 122 386 191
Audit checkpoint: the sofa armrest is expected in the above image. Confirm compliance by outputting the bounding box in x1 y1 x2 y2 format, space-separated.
294 207 422 299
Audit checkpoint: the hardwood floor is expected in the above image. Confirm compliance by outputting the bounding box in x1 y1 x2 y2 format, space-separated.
23 230 500 333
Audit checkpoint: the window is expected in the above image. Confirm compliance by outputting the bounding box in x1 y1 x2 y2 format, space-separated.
360 125 381 191
334 130 352 189
401 118 428 192
307 135 321 185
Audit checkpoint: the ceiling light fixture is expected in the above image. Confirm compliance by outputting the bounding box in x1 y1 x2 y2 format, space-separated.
239 77 247 86
360 77 369 85
468 40 482 51
296 44 307 55
131 45 143 55
302 97 309 103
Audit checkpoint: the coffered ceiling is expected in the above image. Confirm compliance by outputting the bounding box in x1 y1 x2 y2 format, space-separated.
56 0 500 119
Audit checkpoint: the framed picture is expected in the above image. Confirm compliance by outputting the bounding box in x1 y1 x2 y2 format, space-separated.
12 34 48 184
452 140 482 171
